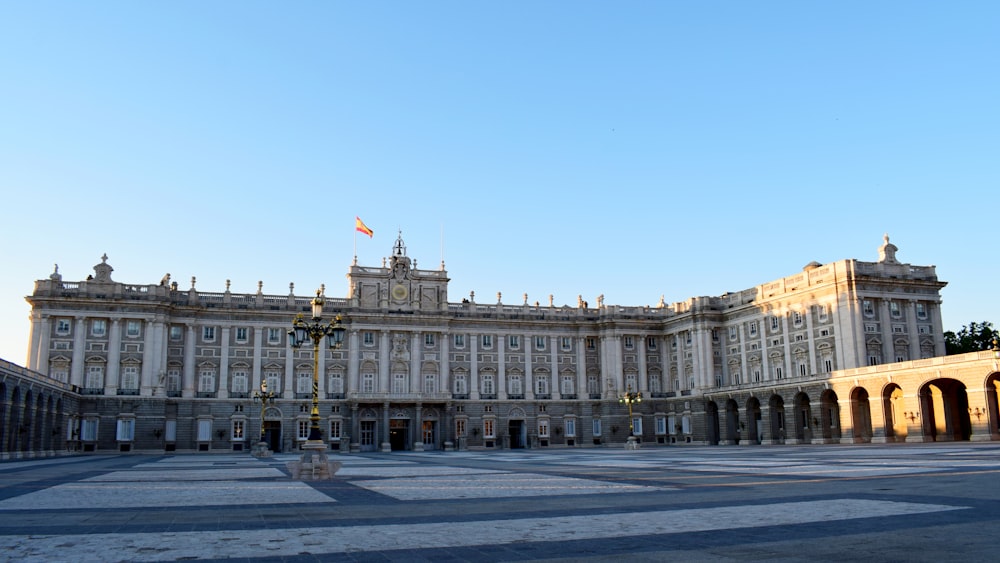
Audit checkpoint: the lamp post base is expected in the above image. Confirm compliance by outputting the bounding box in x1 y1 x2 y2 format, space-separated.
287 441 341 481
251 441 272 458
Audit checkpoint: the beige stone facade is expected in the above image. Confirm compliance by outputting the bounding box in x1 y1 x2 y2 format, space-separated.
9 233 994 457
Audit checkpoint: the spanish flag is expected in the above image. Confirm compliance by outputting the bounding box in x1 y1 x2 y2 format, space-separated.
355 216 374 238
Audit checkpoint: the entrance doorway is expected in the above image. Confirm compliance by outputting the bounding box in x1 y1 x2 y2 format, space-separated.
390 419 409 451
262 421 282 453
360 420 376 452
421 420 436 450
508 420 525 448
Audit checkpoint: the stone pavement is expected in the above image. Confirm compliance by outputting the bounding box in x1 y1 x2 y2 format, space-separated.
1 443 1000 561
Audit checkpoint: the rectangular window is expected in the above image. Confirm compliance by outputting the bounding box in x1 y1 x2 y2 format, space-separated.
776 366 783 380
268 328 282 344
890 301 901 318
748 322 758 336
509 335 520 349
535 336 546 350
631 417 642 436
232 420 245 440
483 419 495 438
771 316 779 330
116 419 135 441
481 334 493 349
538 420 549 437
729 326 738 340
646 337 657 350
586 337 596 350
824 359 833 372
363 332 375 346
793 311 803 326
454 334 465 348
56 318 71 335
165 420 177 442
197 420 212 441
329 420 342 439
562 337 572 350
81 419 98 441
592 418 602 437
655 416 666 435
863 300 875 317
456 418 467 437
202 326 215 342
869 356 880 366
170 326 183 340
121 365 139 390
916 303 927 320
235 327 248 342
565 418 576 437
623 336 634 349
424 333 435 347
297 420 310 440
92 319 107 337
362 373 375 393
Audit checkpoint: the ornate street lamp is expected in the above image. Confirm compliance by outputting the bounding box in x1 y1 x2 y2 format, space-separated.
289 290 346 445
619 384 642 450
252 379 276 443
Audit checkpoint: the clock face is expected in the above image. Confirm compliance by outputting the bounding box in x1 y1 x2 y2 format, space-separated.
391 284 408 301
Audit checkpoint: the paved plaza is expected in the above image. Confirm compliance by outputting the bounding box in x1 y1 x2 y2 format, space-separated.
1 444 999 562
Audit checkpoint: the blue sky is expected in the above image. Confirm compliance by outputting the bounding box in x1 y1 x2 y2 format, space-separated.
1 3 998 365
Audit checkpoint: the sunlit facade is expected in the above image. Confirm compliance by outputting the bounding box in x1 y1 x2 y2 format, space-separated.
9 233 996 457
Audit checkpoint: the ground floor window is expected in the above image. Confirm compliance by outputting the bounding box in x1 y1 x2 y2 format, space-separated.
329 419 342 440
116 418 134 441
483 418 496 439
297 420 310 440
655 416 666 435
456 418 467 437
592 418 602 437
197 419 212 441
82 419 98 441
564 418 576 437
232 419 245 441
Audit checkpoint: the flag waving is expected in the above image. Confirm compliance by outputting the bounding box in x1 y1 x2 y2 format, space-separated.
355 216 373 238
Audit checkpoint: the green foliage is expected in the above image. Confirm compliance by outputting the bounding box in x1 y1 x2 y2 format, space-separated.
944 321 997 355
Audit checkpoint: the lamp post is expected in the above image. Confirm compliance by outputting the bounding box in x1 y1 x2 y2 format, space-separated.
619 384 642 450
252 379 276 454
289 290 346 447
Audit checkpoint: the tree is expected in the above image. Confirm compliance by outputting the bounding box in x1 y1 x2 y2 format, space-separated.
944 321 997 355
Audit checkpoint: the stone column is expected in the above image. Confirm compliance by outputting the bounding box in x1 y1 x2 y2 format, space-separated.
550 336 560 400
381 402 391 452
470 333 479 399
440 331 450 395
70 317 86 387
497 334 507 400
347 330 360 396
576 337 587 398
524 333 534 400
182 324 196 398
379 331 390 393
637 335 648 393
252 326 263 391
217 327 230 399
105 318 121 395
410 332 420 394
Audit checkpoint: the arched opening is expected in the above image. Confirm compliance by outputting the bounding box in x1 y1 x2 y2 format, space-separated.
850 387 873 443
746 397 762 444
987 371 1000 440
918 378 971 442
769 394 786 444
882 383 906 442
705 401 720 445
724 399 739 444
819 389 840 443
793 392 811 443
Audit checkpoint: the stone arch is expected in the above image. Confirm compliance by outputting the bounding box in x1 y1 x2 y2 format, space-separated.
850 386 873 443
918 378 971 442
724 399 739 444
793 392 812 443
769 394 786 444
705 401 720 445
882 383 906 442
818 389 840 443
986 369 1000 440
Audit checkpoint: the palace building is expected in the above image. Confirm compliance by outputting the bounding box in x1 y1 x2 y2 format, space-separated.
6 233 1000 458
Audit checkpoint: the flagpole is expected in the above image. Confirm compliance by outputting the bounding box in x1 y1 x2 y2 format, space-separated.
353 225 357 265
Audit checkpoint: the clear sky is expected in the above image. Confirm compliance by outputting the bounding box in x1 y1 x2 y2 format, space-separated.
1 3 998 366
